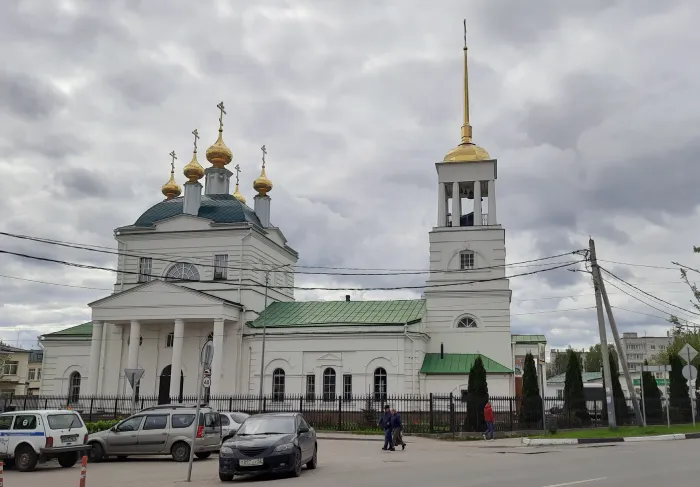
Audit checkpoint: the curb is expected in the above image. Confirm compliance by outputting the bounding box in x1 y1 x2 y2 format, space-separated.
522 432 700 446
317 435 384 441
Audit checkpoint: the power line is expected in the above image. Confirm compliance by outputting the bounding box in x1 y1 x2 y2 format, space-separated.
0 248 585 292
597 259 678 270
0 230 584 275
600 266 700 316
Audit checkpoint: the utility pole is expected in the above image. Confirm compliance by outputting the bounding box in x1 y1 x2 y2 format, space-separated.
598 272 644 425
589 238 617 428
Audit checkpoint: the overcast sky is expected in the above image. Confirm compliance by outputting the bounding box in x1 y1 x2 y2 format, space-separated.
1 0 699 353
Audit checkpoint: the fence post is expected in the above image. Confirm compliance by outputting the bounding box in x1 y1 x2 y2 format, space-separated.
44 397 48 410
429 393 434 434
299 396 303 413
338 397 342 431
510 397 514 431
113 396 119 420
449 393 455 433
89 398 94 422
262 396 267 413
23 395 27 410
228 396 233 412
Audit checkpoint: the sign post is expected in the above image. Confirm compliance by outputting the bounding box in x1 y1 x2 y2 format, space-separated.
680 343 698 427
124 368 145 415
186 339 214 482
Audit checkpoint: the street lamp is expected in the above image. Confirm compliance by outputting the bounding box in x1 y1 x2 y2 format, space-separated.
186 338 213 482
258 262 291 413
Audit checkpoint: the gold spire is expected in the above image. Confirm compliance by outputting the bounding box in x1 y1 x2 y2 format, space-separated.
205 101 233 168
183 128 205 182
233 163 246 204
161 150 182 199
253 144 273 196
443 20 490 163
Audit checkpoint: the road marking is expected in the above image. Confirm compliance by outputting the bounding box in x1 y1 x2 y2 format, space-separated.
541 478 607 487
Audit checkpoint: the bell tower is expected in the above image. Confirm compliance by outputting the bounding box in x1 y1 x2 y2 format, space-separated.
423 21 512 390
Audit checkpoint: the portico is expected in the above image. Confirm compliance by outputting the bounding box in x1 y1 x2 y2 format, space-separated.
86 280 242 400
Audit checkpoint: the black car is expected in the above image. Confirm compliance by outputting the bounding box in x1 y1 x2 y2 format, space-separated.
218 412 318 480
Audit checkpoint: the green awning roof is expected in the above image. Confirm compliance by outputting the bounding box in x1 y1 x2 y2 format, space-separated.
43 322 93 337
419 353 512 374
247 299 425 328
511 334 547 344
547 371 602 384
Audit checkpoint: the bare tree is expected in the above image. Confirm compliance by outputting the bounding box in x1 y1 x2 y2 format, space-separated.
0 351 13 381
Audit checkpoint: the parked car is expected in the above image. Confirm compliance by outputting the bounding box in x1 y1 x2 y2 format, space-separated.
0 409 90 472
218 412 317 480
87 403 221 462
220 412 249 442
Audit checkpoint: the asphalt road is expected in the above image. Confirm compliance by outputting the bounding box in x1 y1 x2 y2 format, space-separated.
2 436 699 487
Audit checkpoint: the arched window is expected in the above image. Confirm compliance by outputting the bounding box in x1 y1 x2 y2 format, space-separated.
272 368 285 402
457 316 478 328
322 368 336 402
68 372 81 404
165 262 200 281
373 367 387 402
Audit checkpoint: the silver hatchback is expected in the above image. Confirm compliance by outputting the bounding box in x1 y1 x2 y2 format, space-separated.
87 404 222 462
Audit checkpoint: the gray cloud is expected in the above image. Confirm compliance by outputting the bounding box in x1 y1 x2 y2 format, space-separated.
0 70 66 121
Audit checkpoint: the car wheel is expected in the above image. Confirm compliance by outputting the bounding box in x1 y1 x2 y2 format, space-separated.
171 442 191 462
58 452 79 468
88 442 105 462
306 444 318 470
219 472 234 481
290 448 302 477
15 445 38 472
195 452 212 460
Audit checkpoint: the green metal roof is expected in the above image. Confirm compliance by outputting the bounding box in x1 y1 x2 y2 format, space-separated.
419 354 512 374
511 334 547 344
132 194 261 228
43 322 93 338
547 371 602 384
247 300 425 328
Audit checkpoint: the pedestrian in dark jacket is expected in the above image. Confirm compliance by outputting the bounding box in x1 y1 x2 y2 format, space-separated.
390 408 406 450
378 405 394 450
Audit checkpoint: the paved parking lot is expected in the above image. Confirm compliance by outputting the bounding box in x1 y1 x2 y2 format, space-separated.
3 436 700 487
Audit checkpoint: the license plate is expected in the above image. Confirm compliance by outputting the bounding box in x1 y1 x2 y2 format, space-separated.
240 458 264 467
61 435 78 442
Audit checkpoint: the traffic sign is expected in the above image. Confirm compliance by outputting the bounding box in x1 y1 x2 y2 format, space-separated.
683 365 697 381
203 377 212 388
124 368 145 388
679 343 698 363
204 367 211 378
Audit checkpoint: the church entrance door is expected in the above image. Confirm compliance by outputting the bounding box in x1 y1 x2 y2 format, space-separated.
158 365 184 404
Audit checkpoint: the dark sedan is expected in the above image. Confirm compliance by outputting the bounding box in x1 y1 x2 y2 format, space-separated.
218 412 318 481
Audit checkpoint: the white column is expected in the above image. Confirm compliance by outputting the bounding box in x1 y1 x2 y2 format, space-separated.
127 320 140 370
452 181 461 226
211 318 225 394
487 180 497 225
437 183 446 227
473 180 482 226
170 318 185 401
87 321 103 395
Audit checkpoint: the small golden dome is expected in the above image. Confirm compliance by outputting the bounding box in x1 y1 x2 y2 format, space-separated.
253 167 273 196
161 171 181 199
233 183 246 204
206 130 233 168
183 152 205 182
443 142 491 163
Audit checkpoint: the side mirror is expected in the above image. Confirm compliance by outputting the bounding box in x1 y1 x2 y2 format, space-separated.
298 426 309 434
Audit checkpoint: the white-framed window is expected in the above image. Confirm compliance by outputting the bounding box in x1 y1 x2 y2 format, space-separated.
2 361 18 375
322 368 336 402
69 372 81 404
456 316 478 328
214 254 228 280
373 368 387 402
272 368 285 402
138 257 153 282
305 374 315 400
460 251 475 270
343 374 352 401
556 389 563 399
28 368 36 381
165 262 200 281
166 333 174 348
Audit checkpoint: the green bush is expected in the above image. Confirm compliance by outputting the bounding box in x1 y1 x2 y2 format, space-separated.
86 420 120 434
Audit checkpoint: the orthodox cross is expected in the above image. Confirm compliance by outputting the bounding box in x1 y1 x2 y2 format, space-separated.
192 129 199 153
261 144 267 169
169 150 177 172
234 164 241 185
217 101 226 131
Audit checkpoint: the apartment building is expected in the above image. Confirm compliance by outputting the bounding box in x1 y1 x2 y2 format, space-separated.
620 332 672 372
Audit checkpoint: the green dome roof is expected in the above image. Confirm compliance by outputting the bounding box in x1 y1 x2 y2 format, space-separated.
134 194 261 227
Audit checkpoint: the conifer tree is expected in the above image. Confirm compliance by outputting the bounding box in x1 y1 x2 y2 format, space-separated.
519 352 542 427
669 353 692 422
464 356 489 431
641 359 663 424
563 348 589 426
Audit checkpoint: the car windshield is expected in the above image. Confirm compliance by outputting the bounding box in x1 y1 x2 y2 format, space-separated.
48 414 83 430
236 416 295 436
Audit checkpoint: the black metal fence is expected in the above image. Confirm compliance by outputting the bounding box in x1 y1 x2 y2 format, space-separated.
1 393 694 433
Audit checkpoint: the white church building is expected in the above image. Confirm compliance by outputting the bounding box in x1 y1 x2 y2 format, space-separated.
38 42 546 406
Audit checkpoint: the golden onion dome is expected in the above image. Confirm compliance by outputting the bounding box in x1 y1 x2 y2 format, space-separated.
443 142 490 162
183 151 205 182
161 171 181 199
253 167 273 196
206 130 233 168
233 183 246 204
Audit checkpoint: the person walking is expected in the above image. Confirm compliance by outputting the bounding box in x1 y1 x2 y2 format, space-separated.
390 408 406 450
379 405 394 450
483 399 495 441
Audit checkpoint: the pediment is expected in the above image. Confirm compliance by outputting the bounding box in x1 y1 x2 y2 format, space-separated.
317 353 342 362
89 280 228 309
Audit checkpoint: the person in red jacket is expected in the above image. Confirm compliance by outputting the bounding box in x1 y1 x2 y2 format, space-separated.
483 400 495 441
